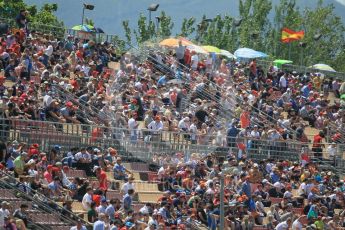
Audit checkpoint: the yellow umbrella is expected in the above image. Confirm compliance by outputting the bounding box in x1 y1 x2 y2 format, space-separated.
159 38 193 47
202 45 221 54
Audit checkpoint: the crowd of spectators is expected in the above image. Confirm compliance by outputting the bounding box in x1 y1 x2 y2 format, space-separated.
1 140 345 229
0 16 344 230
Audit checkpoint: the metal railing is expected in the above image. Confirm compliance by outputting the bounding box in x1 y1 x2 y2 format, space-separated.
2 118 345 169
0 170 91 229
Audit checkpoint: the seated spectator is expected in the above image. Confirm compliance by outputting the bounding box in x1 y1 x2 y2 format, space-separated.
13 203 29 230
113 157 131 180
48 176 63 200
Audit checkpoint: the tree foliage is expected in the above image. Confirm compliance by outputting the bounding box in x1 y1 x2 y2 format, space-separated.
0 0 62 26
125 0 345 71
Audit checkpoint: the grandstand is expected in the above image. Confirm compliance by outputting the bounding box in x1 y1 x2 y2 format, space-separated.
0 16 345 230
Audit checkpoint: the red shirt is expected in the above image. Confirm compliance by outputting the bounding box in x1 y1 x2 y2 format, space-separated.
93 194 101 206
44 171 53 183
98 170 108 191
312 134 322 148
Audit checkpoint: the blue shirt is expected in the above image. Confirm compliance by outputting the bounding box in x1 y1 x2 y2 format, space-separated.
227 126 239 137
105 205 115 220
123 194 132 211
270 172 280 184
93 220 105 230
157 75 167 86
241 181 251 198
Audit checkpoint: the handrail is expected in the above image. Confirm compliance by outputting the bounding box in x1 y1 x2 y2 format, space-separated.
0 119 345 162
2 117 321 147
0 170 91 228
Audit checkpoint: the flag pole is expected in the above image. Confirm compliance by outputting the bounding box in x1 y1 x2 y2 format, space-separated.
288 42 292 60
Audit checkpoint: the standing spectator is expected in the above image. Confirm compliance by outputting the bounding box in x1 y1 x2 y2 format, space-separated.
87 202 98 223
82 187 93 211
93 213 108 230
104 199 116 222
312 131 325 160
327 142 337 166
15 10 28 29
175 40 186 66
95 166 108 195
123 189 135 214
121 176 135 195
190 52 199 71
147 115 163 142
128 113 139 143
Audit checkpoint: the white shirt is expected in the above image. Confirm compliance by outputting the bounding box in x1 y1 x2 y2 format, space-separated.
157 166 166 179
283 190 293 199
70 226 87 230
298 182 306 196
43 94 53 107
279 76 287 88
82 193 93 210
327 145 336 157
274 181 285 190
44 45 54 56
189 123 197 140
148 121 163 132
275 221 289 230
292 219 303 230
75 152 91 161
191 54 199 69
121 182 135 194
128 118 138 136
178 119 189 131
250 130 260 138
0 208 5 227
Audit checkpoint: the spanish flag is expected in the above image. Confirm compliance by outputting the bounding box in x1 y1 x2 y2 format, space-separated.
281 28 305 43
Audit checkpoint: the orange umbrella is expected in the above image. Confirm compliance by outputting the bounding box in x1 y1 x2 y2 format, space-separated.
159 37 193 47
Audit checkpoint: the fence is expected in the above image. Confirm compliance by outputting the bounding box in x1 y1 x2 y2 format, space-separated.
1 118 345 170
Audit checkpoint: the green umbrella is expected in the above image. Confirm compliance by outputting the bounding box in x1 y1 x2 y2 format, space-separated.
273 59 293 69
71 24 95 32
341 94 345 100
202 45 221 54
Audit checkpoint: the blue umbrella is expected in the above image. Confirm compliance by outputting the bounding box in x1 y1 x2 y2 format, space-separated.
234 48 268 59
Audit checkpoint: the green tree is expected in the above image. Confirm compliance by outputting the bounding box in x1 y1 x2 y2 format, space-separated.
301 0 345 69
122 20 132 45
237 0 272 50
178 17 196 38
157 11 174 38
29 3 64 37
0 0 63 36
132 13 155 44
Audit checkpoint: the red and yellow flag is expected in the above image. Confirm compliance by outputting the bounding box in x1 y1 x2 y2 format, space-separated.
281 28 305 43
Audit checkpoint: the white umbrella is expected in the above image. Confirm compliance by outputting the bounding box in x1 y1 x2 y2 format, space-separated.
220 49 236 59
187 44 208 54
